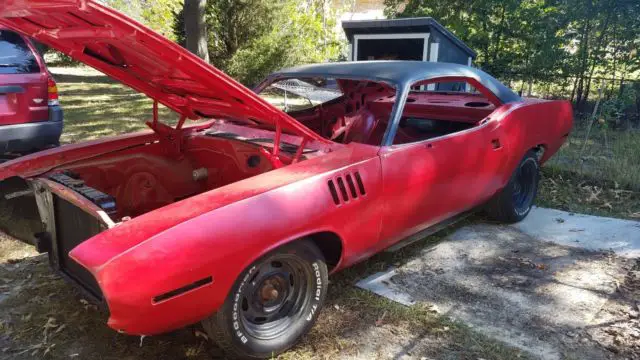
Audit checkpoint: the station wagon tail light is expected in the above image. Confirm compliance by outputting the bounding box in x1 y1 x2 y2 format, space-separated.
48 77 60 106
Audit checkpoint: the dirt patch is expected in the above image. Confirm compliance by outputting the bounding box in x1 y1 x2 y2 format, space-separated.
587 258 640 358
0 233 36 264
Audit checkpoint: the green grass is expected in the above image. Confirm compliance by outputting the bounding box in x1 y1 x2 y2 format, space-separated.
540 118 640 220
546 122 640 192
537 167 640 220
52 67 178 144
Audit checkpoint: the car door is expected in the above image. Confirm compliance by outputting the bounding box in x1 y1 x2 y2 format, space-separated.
378 117 506 247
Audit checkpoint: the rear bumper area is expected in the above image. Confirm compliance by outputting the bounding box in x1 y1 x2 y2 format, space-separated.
0 106 63 153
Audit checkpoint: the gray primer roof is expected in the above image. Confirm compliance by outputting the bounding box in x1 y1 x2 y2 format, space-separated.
342 17 477 59
268 61 521 104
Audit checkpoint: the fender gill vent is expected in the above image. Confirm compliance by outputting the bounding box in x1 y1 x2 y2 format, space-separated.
327 171 366 205
328 180 340 205
345 174 358 198
354 172 366 195
336 177 349 202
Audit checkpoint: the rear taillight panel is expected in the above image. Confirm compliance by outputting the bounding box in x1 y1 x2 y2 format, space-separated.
48 76 59 106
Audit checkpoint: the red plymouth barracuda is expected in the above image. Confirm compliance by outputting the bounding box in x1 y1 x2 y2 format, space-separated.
0 1 573 358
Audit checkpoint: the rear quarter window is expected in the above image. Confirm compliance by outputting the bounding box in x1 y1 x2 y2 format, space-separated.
0 30 40 74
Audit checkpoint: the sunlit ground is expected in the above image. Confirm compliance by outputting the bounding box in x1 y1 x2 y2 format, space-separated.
51 67 178 144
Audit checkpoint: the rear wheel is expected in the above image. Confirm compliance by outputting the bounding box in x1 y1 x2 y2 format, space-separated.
202 239 328 359
485 151 540 223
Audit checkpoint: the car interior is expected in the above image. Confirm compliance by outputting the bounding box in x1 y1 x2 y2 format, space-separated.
261 77 497 146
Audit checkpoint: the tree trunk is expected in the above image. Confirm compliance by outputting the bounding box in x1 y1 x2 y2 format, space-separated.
491 5 507 65
582 9 613 107
184 0 210 63
575 17 592 109
570 75 579 103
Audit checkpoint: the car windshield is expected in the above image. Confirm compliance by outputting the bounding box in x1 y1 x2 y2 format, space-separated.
258 78 343 113
0 30 40 74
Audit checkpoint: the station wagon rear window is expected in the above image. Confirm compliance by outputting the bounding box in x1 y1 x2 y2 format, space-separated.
0 30 40 74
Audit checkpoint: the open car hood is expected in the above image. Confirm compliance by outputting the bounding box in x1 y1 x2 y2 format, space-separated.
0 0 325 142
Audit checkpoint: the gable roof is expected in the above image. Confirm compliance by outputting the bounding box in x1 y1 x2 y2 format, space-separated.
342 17 477 58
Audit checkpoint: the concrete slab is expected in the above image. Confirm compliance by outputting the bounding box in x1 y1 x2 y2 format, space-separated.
357 208 640 359
513 207 640 258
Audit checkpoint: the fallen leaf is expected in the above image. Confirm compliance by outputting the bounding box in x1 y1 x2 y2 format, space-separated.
585 186 602 203
43 344 55 356
194 330 209 341
375 311 387 326
43 317 58 330
601 202 613 210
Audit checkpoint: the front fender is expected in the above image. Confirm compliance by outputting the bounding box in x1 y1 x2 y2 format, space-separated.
72 152 383 335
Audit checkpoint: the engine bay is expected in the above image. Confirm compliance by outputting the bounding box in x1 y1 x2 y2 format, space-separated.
40 133 286 222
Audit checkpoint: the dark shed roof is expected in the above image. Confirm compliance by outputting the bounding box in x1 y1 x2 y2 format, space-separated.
342 17 477 59
268 61 520 104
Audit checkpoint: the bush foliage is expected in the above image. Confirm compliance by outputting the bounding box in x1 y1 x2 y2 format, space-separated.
174 0 346 86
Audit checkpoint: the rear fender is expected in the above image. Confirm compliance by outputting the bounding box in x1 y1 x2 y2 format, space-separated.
497 100 573 183
0 176 42 245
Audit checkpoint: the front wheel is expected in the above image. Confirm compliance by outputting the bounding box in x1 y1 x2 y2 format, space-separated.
202 239 328 359
485 150 540 223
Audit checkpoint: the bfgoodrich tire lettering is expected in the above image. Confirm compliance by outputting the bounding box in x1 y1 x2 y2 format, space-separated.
485 150 540 223
202 239 328 359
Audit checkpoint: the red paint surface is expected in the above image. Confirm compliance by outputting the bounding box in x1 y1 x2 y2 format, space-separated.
0 0 573 336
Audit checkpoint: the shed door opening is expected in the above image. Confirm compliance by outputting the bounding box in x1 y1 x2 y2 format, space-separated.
355 38 425 61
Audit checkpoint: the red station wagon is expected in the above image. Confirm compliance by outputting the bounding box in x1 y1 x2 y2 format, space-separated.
0 27 63 156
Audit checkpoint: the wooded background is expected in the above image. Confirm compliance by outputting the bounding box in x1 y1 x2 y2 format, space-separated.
385 0 640 115
89 0 640 127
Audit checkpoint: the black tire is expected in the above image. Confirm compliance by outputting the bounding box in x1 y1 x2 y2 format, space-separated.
202 239 328 359
485 150 540 223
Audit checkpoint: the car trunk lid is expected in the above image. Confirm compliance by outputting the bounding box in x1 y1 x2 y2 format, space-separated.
0 0 326 142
